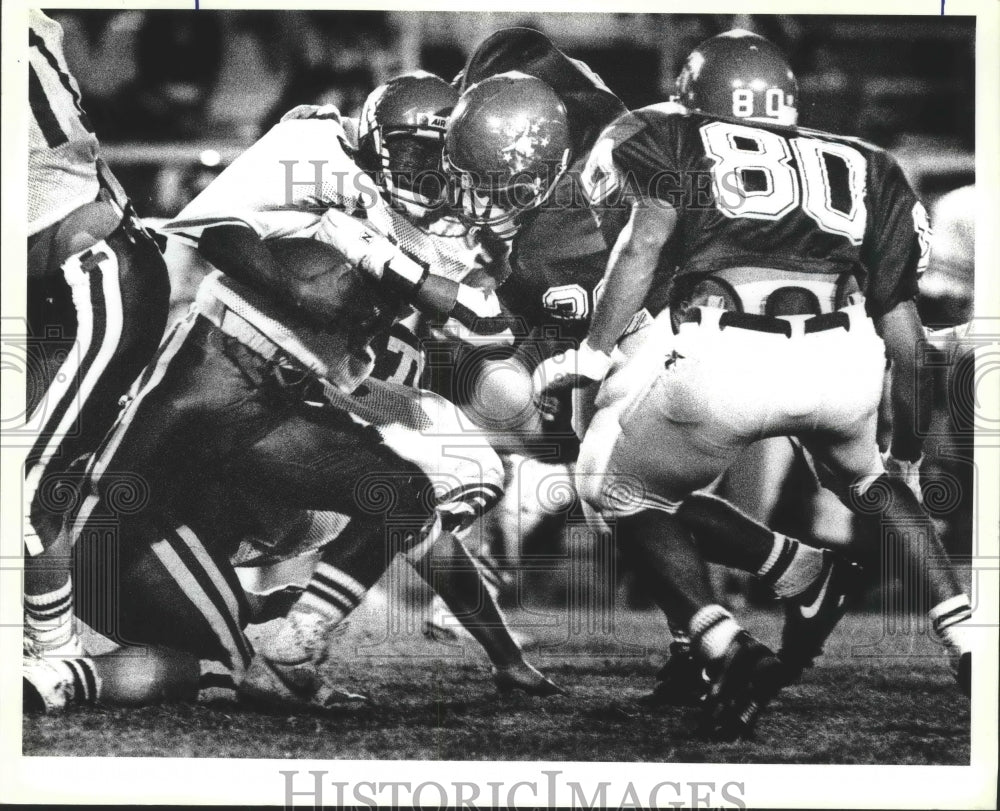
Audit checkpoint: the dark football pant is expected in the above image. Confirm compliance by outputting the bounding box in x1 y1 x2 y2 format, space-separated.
69 312 435 670
25 196 170 557
73 514 256 674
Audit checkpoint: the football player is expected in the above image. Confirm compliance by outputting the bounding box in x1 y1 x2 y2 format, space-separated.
535 29 972 736
444 27 630 447
217 74 550 701
24 74 556 713
436 29 636 626
24 9 170 659
443 30 863 721
620 30 865 701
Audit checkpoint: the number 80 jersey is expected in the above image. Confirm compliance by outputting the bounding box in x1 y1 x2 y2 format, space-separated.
583 104 931 320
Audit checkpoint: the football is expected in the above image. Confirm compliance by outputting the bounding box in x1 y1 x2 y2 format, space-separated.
266 237 396 331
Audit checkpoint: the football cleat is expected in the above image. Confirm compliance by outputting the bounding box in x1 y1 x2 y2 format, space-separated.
239 653 369 713
699 631 786 741
23 654 74 713
492 661 564 697
238 608 369 713
777 551 863 685
638 641 710 708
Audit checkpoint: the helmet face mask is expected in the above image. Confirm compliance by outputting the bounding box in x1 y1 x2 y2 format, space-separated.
443 151 569 241
674 29 798 126
358 72 458 218
380 132 449 217
443 72 571 240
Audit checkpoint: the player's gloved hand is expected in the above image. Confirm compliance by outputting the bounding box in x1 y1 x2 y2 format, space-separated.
317 209 429 293
531 339 612 399
882 451 924 504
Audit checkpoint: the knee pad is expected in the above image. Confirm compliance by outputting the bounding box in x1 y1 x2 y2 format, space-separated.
433 443 505 499
431 432 506 532
434 471 506 535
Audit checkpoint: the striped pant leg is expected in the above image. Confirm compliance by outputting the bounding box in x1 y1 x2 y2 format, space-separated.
24 229 169 556
62 310 201 549
75 514 252 677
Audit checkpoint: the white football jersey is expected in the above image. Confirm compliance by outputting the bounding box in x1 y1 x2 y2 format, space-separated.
164 115 376 244
28 9 100 235
164 114 486 284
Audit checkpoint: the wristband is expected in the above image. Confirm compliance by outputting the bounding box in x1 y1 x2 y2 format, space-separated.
577 339 613 379
383 252 430 292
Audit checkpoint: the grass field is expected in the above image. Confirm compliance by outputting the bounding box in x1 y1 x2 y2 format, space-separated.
23 596 969 764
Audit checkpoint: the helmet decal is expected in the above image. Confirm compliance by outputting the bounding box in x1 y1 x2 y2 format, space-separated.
443 72 572 237
500 119 556 175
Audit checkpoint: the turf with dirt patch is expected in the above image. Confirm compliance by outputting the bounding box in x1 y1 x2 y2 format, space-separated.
22 608 969 763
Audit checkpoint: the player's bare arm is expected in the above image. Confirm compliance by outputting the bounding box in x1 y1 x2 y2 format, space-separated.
532 196 677 397
875 298 928 463
587 198 677 356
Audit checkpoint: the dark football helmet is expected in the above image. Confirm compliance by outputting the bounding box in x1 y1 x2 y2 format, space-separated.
675 29 798 125
357 71 458 217
443 71 571 239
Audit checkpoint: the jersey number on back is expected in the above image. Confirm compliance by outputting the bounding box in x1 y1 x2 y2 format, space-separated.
542 279 607 320
700 121 868 245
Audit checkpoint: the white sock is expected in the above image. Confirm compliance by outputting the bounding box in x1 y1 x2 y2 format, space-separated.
298 562 367 627
689 605 741 662
929 594 973 657
757 535 826 598
265 563 368 664
24 578 78 652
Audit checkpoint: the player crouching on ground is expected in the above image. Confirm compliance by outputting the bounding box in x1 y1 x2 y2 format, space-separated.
24 74 558 715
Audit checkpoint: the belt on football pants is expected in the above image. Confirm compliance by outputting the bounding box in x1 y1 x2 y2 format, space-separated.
195 276 334 380
198 287 387 421
214 305 329 391
681 307 852 338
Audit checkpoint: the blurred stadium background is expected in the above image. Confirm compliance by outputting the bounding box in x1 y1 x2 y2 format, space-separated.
50 11 975 215
49 8 978 605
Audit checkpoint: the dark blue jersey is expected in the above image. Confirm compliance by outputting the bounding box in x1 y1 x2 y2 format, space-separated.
583 103 931 319
458 27 644 341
